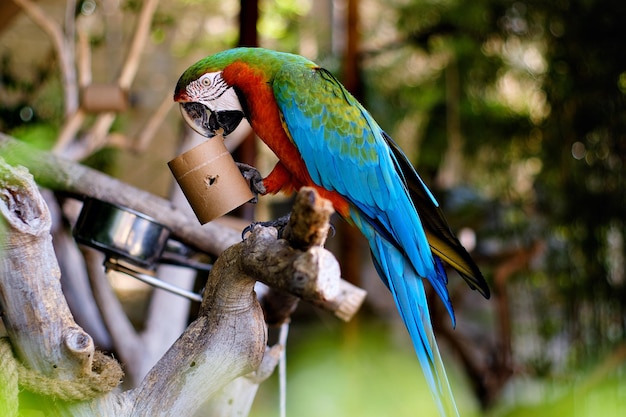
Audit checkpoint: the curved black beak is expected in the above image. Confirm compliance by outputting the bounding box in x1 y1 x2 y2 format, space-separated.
179 102 244 138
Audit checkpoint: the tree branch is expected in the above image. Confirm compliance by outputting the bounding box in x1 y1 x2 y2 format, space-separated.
0 134 366 321
0 158 123 415
0 133 241 256
0 159 92 378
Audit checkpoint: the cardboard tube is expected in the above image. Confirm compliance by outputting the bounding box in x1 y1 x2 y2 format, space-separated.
168 138 254 224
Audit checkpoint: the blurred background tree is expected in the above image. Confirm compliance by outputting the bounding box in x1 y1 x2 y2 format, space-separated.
0 0 624 416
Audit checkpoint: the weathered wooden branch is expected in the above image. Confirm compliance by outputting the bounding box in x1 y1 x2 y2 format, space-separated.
0 159 124 416
0 138 367 415
0 161 95 380
0 134 366 319
0 133 241 257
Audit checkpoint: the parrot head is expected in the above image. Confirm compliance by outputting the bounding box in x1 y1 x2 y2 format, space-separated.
175 48 317 138
174 57 245 138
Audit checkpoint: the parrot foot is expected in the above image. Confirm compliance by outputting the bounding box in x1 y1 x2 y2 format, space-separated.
242 214 291 239
236 162 266 204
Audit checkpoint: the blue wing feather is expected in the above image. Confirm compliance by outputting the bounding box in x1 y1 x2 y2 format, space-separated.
273 63 457 415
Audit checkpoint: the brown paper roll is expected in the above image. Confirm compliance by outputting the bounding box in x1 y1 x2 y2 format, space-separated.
168 138 254 224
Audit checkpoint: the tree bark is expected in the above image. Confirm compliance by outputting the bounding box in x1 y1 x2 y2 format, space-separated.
0 161 96 381
0 158 124 416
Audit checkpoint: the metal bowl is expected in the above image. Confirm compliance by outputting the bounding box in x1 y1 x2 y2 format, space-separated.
73 197 170 268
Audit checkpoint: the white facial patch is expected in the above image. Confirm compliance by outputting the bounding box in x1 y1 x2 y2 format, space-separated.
186 72 243 114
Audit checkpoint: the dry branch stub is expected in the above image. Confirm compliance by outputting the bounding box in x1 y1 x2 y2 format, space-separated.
282 187 335 250
243 188 366 322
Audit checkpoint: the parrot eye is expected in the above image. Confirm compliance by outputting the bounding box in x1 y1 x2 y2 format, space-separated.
200 75 212 87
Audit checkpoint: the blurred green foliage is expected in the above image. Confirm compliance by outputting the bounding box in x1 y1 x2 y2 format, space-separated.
358 0 625 374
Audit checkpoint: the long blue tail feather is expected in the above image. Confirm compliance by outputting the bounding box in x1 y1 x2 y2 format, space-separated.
344 200 459 417
371 235 459 417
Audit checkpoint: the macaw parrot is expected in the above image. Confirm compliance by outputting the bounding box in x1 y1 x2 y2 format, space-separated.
174 47 489 416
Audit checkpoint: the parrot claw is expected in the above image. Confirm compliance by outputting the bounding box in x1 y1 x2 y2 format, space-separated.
242 214 291 239
236 162 266 203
